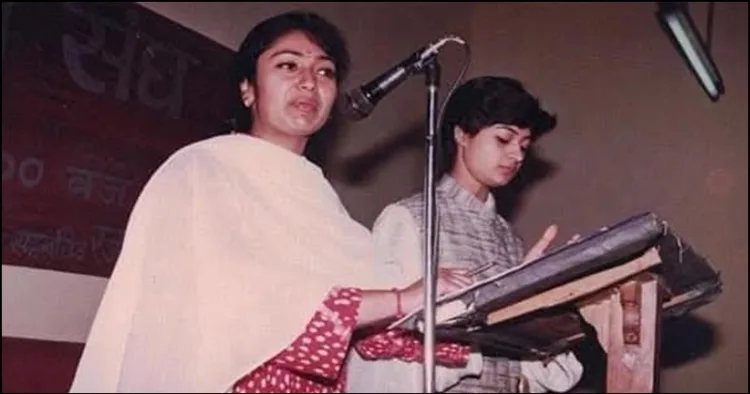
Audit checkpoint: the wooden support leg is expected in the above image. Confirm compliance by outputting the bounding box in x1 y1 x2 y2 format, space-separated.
579 273 662 392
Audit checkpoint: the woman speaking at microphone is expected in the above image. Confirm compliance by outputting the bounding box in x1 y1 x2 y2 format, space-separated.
69 10 474 393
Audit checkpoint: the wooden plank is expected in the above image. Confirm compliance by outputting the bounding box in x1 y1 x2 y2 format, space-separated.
605 274 662 392
486 248 662 326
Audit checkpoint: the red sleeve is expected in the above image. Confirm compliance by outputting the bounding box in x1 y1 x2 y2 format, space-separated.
354 328 471 368
269 287 362 380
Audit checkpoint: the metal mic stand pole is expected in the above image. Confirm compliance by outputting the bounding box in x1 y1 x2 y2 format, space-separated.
421 57 440 394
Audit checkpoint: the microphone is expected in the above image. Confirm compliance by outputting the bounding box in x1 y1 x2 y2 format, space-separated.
344 35 466 121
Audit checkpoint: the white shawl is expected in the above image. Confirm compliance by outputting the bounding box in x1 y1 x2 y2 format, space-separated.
70 134 385 392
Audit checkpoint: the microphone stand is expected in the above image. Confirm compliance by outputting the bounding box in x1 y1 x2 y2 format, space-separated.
421 57 440 393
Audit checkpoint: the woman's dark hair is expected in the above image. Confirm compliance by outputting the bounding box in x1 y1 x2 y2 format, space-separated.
439 76 557 174
229 11 350 133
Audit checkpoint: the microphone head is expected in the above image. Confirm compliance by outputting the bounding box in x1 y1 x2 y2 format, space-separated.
343 87 375 121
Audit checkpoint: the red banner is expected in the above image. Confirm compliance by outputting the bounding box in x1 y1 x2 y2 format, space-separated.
2 2 234 277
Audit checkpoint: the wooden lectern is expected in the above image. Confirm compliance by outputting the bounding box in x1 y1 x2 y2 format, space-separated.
487 247 664 392
393 212 722 393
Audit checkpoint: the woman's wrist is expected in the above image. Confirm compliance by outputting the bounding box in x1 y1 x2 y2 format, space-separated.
396 286 421 314
391 288 404 318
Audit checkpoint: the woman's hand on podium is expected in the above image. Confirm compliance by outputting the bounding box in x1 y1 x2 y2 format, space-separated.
524 224 559 264
399 267 473 312
523 224 588 264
